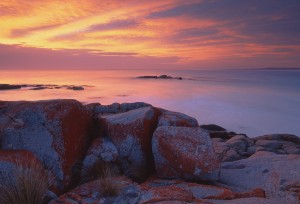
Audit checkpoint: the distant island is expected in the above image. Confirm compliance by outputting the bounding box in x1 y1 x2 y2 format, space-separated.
137 74 183 80
260 67 300 70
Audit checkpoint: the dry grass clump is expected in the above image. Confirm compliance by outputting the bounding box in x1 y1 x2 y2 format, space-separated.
85 159 121 197
0 160 50 204
82 159 116 183
92 159 113 179
98 177 121 197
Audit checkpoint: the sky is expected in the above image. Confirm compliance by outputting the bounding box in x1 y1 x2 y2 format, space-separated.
0 0 300 70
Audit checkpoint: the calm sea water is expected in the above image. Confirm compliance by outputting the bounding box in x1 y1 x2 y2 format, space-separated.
1 69 300 137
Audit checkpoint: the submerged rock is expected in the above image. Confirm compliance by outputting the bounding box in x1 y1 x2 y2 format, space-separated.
67 86 84 90
30 86 47 90
152 126 220 182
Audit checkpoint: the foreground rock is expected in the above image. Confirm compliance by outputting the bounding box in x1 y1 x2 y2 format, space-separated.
50 176 266 203
1 99 299 203
152 126 220 182
100 106 160 182
0 99 93 192
50 176 139 204
140 178 265 203
220 153 300 203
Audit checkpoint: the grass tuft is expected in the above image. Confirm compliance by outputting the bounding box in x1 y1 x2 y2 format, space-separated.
0 159 50 204
98 177 121 197
83 159 118 182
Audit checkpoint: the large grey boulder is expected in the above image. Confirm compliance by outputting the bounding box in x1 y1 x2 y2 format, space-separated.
100 106 160 181
0 99 93 192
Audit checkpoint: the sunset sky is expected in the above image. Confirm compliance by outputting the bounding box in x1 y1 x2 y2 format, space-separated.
1 0 300 70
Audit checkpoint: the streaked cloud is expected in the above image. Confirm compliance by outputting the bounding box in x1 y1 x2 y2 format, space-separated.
0 0 299 69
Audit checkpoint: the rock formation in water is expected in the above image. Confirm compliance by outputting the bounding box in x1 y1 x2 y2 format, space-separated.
137 75 183 80
0 84 86 91
0 99 299 203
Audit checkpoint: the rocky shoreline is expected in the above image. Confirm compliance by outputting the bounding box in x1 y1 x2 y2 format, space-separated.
0 99 299 203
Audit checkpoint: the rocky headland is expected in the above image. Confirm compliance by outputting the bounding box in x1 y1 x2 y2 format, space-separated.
0 99 299 203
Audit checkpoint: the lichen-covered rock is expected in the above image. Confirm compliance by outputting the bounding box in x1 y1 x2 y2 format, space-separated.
152 126 220 182
140 177 265 203
0 149 42 175
220 153 300 203
140 183 195 203
50 176 266 204
0 99 93 192
49 176 140 204
157 109 198 127
100 106 160 179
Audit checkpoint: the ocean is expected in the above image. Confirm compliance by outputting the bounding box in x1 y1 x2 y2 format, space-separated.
1 69 300 137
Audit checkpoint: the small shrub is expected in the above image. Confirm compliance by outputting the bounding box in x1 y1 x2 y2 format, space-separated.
0 159 50 204
98 177 121 197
